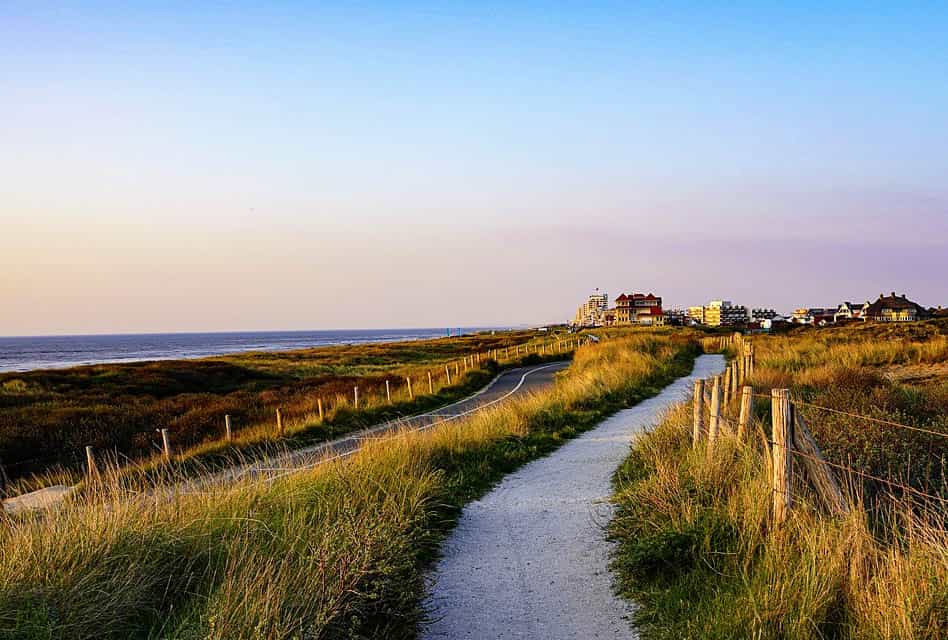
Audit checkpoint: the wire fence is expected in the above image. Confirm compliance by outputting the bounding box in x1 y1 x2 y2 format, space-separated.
695 334 948 522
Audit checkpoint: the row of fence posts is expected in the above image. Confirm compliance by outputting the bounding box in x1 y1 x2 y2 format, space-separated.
76 336 586 479
693 333 848 525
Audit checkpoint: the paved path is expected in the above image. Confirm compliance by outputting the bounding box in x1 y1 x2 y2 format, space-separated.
421 354 725 640
226 361 571 483
2 361 569 514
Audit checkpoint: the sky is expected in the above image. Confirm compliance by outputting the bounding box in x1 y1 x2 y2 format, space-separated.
2 1 947 335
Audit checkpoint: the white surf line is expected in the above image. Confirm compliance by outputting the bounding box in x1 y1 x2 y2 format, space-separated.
250 362 564 480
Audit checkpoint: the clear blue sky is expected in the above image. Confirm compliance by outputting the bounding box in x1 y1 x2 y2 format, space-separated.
2 2 947 334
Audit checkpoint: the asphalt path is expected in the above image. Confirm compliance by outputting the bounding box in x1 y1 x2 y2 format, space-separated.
2 361 570 512
232 360 571 483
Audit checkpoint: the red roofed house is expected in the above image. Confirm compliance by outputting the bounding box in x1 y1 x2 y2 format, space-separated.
615 292 664 326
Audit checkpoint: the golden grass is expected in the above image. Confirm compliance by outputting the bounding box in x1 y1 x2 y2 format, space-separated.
0 331 696 639
612 322 948 639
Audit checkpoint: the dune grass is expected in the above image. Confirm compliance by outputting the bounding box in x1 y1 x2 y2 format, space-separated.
610 321 948 639
0 330 562 494
0 330 698 639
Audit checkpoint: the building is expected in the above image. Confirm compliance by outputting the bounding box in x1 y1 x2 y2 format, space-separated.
863 293 931 323
663 308 688 326
703 300 748 327
750 308 778 321
615 292 664 325
573 290 609 327
791 308 834 325
834 301 870 322
687 306 706 325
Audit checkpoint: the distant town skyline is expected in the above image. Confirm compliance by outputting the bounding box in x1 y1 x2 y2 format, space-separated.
3 3 947 335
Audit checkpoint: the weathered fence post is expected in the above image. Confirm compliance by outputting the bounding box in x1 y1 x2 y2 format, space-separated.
708 375 722 454
317 398 324 422
161 428 172 459
385 380 392 404
353 386 359 409
85 445 97 478
771 389 792 524
428 371 434 394
276 408 284 435
445 365 452 384
723 366 732 406
406 376 413 399
225 414 233 442
455 362 460 378
693 378 705 448
793 410 849 515
737 386 752 441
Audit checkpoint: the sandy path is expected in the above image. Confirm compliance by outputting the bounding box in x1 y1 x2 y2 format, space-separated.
420 354 725 639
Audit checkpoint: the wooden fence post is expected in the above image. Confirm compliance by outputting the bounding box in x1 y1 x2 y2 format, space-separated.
737 386 752 441
317 398 324 421
160 428 172 459
708 375 722 454
723 366 732 407
693 378 705 448
385 380 391 404
85 445 97 478
454 362 460 378
353 386 359 409
276 408 284 435
793 410 849 515
771 389 792 524
445 365 452 384
406 376 413 399
428 371 434 394
225 414 233 442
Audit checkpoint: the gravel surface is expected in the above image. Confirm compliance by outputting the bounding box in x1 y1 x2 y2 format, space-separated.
421 354 725 639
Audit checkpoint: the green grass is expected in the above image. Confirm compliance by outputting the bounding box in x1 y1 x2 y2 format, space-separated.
610 322 948 640
0 330 562 493
0 330 699 639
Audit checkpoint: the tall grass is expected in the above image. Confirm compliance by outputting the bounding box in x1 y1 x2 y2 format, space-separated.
612 405 947 639
611 322 948 639
0 331 699 639
0 331 560 495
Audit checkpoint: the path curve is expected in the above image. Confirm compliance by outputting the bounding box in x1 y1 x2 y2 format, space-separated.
2 361 569 513
421 354 725 639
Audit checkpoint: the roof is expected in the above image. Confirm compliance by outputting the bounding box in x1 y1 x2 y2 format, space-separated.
864 293 930 317
615 294 628 302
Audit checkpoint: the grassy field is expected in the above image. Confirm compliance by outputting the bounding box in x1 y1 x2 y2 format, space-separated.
0 329 698 639
0 331 555 493
611 320 948 639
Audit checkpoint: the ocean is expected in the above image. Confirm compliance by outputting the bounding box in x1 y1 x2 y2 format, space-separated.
0 328 502 373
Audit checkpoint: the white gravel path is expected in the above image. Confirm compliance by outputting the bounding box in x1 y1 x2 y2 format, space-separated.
420 354 725 640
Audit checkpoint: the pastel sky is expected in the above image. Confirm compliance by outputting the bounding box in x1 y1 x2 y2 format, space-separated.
2 2 947 335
